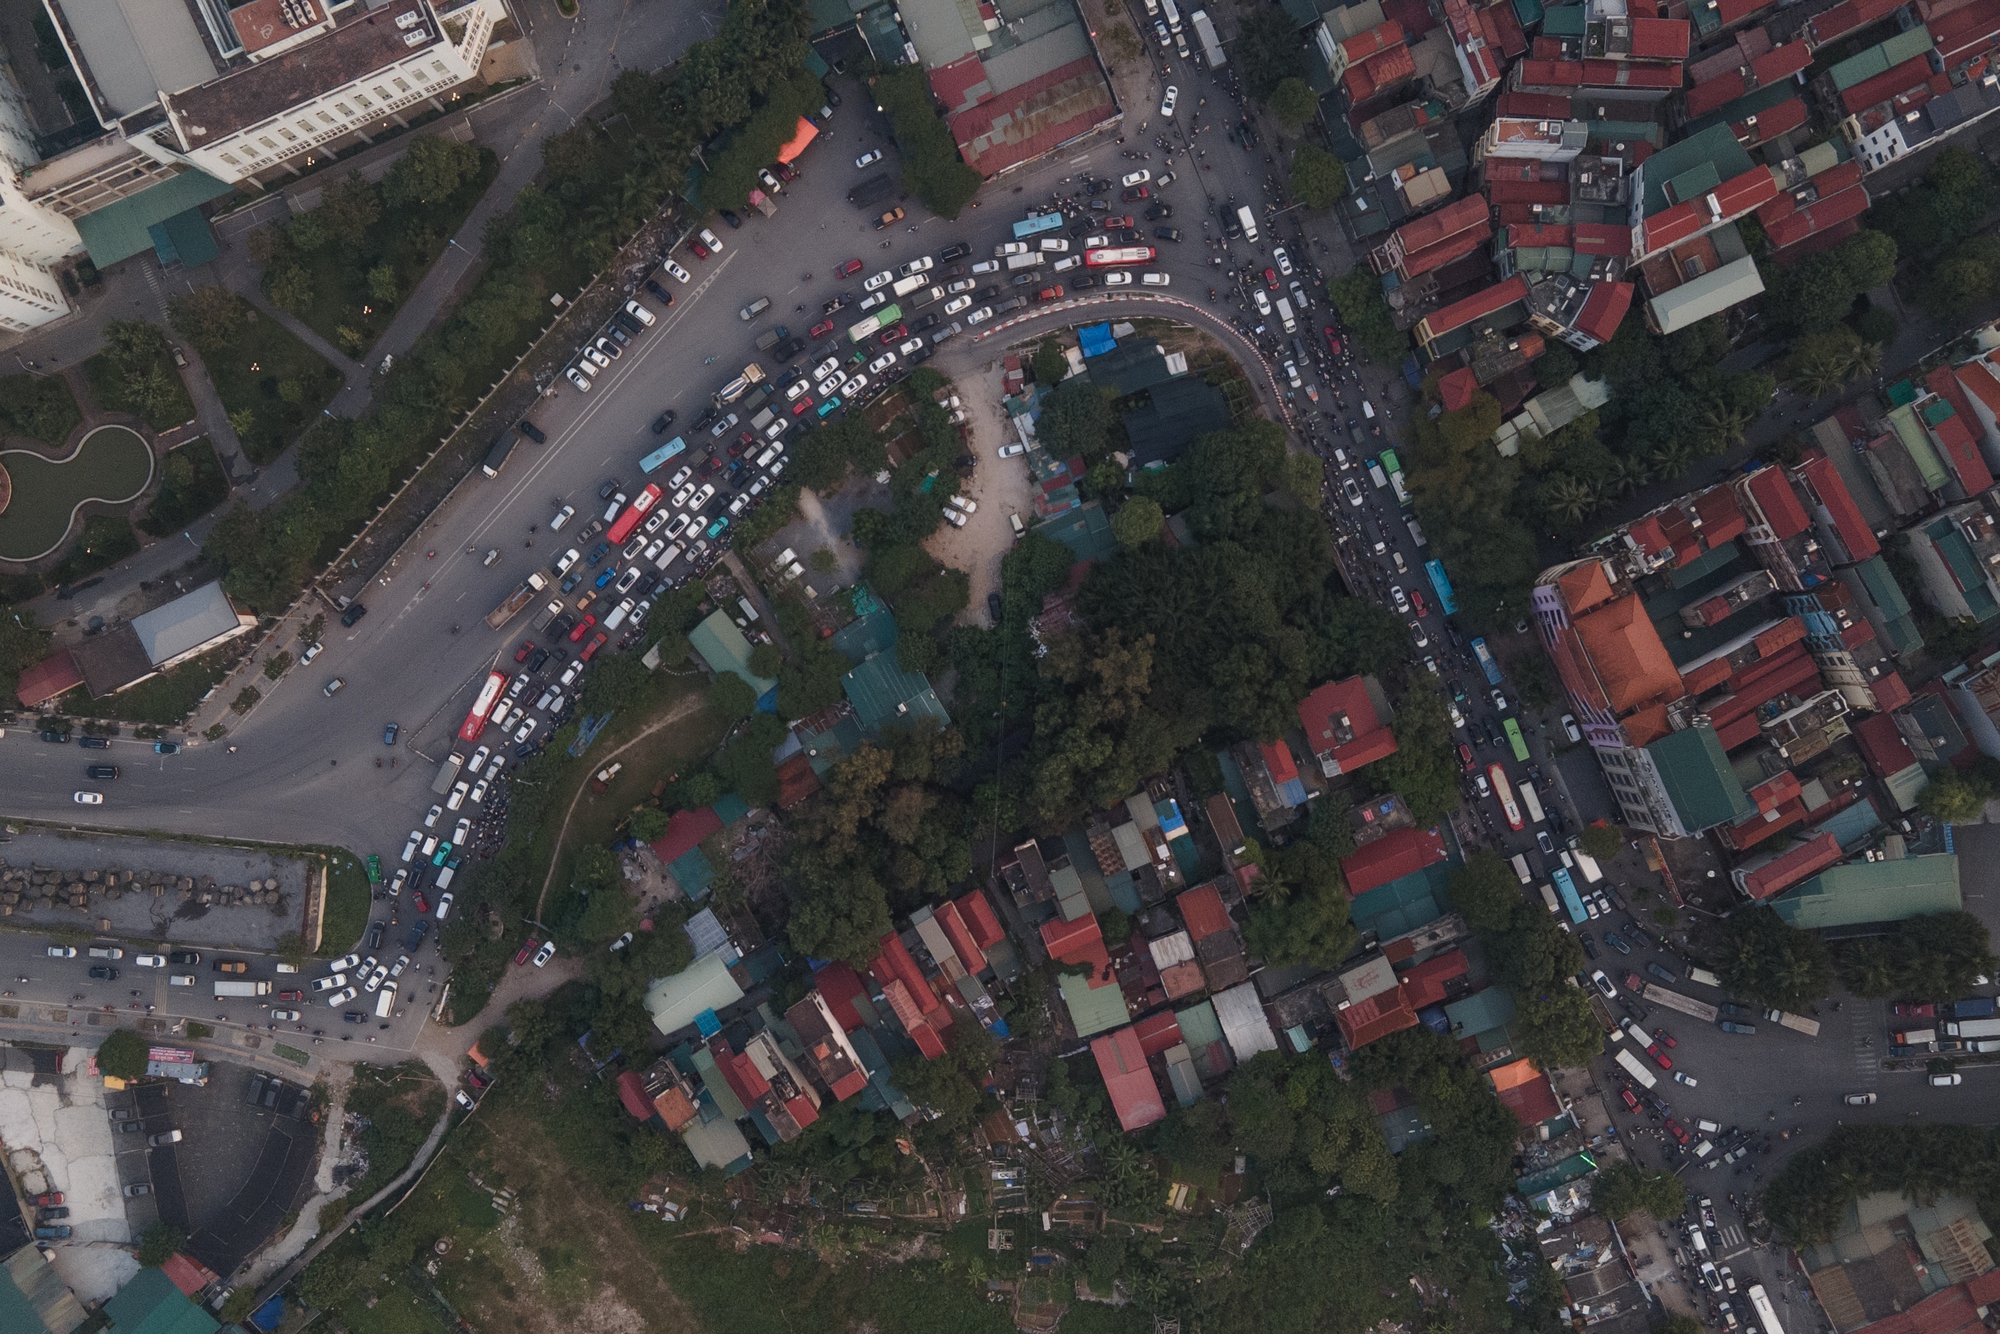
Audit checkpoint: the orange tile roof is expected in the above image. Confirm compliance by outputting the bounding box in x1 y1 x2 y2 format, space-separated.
1336 988 1420 1048
954 889 1006 949
1091 1026 1167 1130
1399 949 1470 1008
1630 17 1690 59
1260 739 1300 784
1842 53 1936 112
1488 1056 1564 1124
1177 881 1233 942
1556 560 1616 614
1340 825 1449 896
1572 594 1683 714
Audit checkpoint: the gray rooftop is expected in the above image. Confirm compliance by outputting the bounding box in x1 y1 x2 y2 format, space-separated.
130 580 243 665
51 0 220 117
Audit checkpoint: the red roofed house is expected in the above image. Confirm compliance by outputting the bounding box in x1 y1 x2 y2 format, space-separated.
1091 1025 1168 1130
14 647 81 708
1340 825 1448 897
935 901 987 976
1043 912 1115 984
955 889 1006 950
1335 986 1419 1049
811 960 872 1033
1488 1057 1564 1126
1438 365 1479 412
1683 39 1811 118
1176 880 1234 942
1414 276 1530 355
1758 160 1871 259
1296 675 1398 777
786 992 872 1102
650 805 722 866
1377 195 1491 280
1398 949 1470 1009
1734 831 1844 900
1794 454 1881 562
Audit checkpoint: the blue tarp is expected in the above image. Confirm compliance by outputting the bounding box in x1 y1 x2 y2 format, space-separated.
1078 323 1116 356
252 1295 287 1331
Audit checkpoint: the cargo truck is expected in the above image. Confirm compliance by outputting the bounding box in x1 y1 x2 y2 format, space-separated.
214 980 272 998
1686 966 1722 989
1950 996 1998 1018
1004 251 1046 271
1891 1027 1937 1047
1236 205 1259 243
1943 1016 2000 1038
480 431 517 478
1614 1047 1659 1089
529 600 562 633
430 752 466 795
485 572 549 630
1643 984 1718 1024
1763 1008 1821 1036
1190 7 1225 65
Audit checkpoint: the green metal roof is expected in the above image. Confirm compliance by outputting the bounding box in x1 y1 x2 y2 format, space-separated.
1443 986 1516 1043
0 1245 86 1334
1854 555 1914 618
1830 25 1933 91
103 1269 216 1334
1647 256 1766 333
829 607 898 665
1888 405 1948 490
688 610 776 697
1036 501 1118 563
645 953 746 1038
1922 519 2000 621
1771 854 1962 929
842 652 948 735
1646 724 1753 833
1542 5 1586 36
72 170 232 269
1640 123 1754 216
1059 971 1129 1037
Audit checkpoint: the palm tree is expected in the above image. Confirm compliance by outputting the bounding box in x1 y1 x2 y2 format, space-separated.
1651 439 1698 480
1696 399 1753 455
1789 353 1848 400
1606 455 1651 498
1844 339 1883 382
1544 475 1598 525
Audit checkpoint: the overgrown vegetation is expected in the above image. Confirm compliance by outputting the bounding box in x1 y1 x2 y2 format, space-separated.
169 287 342 465
1716 905 1833 1011
1833 911 1997 1000
871 65 983 219
83 320 194 432
0 373 81 444
1448 851 1601 1069
1765 1123 2000 1244
138 439 229 535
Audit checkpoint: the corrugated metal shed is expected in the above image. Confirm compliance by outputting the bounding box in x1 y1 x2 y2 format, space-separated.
1212 983 1279 1063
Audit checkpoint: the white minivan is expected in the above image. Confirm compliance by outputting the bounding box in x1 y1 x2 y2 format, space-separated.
375 980 397 1018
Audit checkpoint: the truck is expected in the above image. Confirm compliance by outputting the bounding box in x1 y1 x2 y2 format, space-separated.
1236 204 1259 243
1572 849 1605 883
1614 1047 1659 1089
1510 852 1531 884
1190 7 1225 65
1891 1027 1937 1047
485 571 550 630
1686 966 1722 989
753 324 790 353
1406 517 1427 547
891 272 932 297
480 430 517 478
1471 637 1503 686
1746 1283 1786 1334
1764 1008 1821 1037
1004 251 1046 271
214 980 272 998
1943 1016 2000 1038
1949 996 1998 1018
1274 296 1297 333
529 599 562 633
1643 984 1719 1024
1539 882 1562 914
430 752 466 796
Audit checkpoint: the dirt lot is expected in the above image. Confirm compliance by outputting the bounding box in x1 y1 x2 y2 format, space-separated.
923 360 1035 626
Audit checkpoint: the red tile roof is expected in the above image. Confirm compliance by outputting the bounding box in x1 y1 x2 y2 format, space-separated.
1761 164 1871 252
1716 0 1771 24
1341 19 1406 61
935 901 986 975
1091 1026 1168 1130
1297 676 1398 771
616 1069 654 1120
1133 1007 1185 1057
1809 0 1901 43
1341 825 1448 896
1757 40 1816 82
1842 54 1936 112
949 56 1116 179
1177 881 1233 942
650 805 723 865
13 648 80 708
872 932 937 1012
1335 987 1420 1048
159 1254 217 1299
1439 365 1480 411
1486 177 1572 206
1420 275 1530 340
1574 281 1634 345
1400 949 1470 1008
1572 592 1683 713
1929 404 1994 491
954 889 1006 949
1572 223 1632 254
1394 195 1492 276
1489 1056 1564 1125
812 960 871 1033
1742 831 1843 899
1497 90 1574 117
776 752 821 809
1508 222 1573 247
1630 17 1691 59
1797 454 1880 559
1344 43 1418 101
1713 164 1783 217
1260 739 1300 785
1853 711 1916 776
1928 2 2000 64
1737 94 1811 144
1873 670 1912 711
1746 465 1811 539
928 54 988 114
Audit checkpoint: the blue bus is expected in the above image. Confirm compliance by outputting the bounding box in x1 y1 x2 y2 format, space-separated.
1424 559 1458 616
1472 637 1503 687
640 436 686 474
1012 211 1065 239
1552 866 1587 925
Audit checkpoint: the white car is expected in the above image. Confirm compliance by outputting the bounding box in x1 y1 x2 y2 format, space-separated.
513 717 537 743
135 953 165 968
399 831 422 862
697 227 723 253
423 804 443 829
453 818 471 844
270 1008 301 1022
868 351 898 374
856 148 884 169
641 510 669 536
944 295 973 315
554 548 581 575
946 278 977 295
1101 272 1133 287
390 869 408 897
324 986 358 1007
671 483 695 507
507 673 531 699
550 504 574 529
642 538 666 565
446 780 470 810
1591 969 1616 998
898 337 926 356
996 241 1028 257
662 260 691 283
468 745 491 775
1140 271 1170 287
389 955 410 979
533 940 557 967
1121 169 1151 187
1274 246 1294 276
941 507 967 528
1038 237 1070 253
311 974 347 993
298 642 322 665
785 378 812 401
1160 86 1178 117
812 356 841 381
691 483 715 509
664 513 693 541
666 465 692 489
45 945 76 958
965 306 995 325
898 257 934 277
950 494 978 513
421 834 439 859
1931 1073 1964 1086
840 373 870 397
1084 234 1110 248
863 269 895 291
363 964 390 994
330 952 362 973
1283 360 1302 387
858 290 888 312
998 442 1027 458
1252 288 1272 317
623 299 656 327
565 367 593 392
73 790 103 804
469 778 490 804
436 893 455 921
582 345 610 370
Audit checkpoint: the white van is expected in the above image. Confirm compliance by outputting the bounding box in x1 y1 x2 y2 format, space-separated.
737 596 760 623
375 981 397 1018
1696 1119 1721 1134
434 862 458 892
1162 0 1182 31
602 598 634 632
1274 296 1297 333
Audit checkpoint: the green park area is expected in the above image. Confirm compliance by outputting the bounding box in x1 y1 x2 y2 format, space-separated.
169 290 343 465
0 424 153 562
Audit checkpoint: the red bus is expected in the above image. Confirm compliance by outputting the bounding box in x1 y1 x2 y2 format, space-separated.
1085 246 1157 268
1487 764 1524 832
458 670 507 743
604 483 662 547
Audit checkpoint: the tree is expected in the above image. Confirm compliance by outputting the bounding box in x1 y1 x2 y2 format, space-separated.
168 286 246 354
1032 338 1068 386
1268 77 1318 130
1237 8 1308 100
1110 496 1163 547
1593 1161 1686 1221
322 172 382 243
0 606 50 704
629 807 670 842
1038 379 1112 458
1289 143 1348 210
137 1222 185 1266
266 266 315 314
97 1027 147 1080
1717 906 1833 1010
218 1288 258 1324
1578 823 1622 860
581 652 650 715
1515 986 1604 1069
385 135 483 207
1918 255 1994 319
1369 688 1460 824
1919 769 1993 824
1448 852 1522 935
747 642 783 678
707 672 756 723
367 264 401 305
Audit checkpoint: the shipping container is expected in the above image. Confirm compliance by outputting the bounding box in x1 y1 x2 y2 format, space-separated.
1944 1016 2000 1038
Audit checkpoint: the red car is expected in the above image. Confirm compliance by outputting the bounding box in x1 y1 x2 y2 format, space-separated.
1646 1043 1673 1071
1264 268 1281 291
810 319 836 339
1122 185 1150 201
836 258 864 278
1652 1026 1678 1048
1036 285 1065 301
580 631 609 662
1664 1118 1690 1146
1457 742 1475 771
1893 1002 1937 1018
1104 215 1133 228
1410 589 1428 617
412 889 430 914
689 236 710 259
276 989 304 1002
32 1192 62 1207
877 323 908 345
568 614 596 643
1624 972 1644 992
1619 1088 1640 1112
1323 325 1343 355
792 398 814 416
515 939 537 965
513 640 534 663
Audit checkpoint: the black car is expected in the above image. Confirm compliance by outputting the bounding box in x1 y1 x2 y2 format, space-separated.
719 209 742 228
340 603 367 627
559 572 582 595
87 965 118 980
772 336 808 361
911 313 940 333
614 310 645 336
692 406 720 432
548 613 577 640
343 1011 365 1023
38 731 69 743
367 920 386 950
597 479 622 500
1154 227 1183 243
938 241 971 261
645 279 675 305
988 592 1003 622
1010 272 1038 287
77 736 109 749
976 284 1001 301
406 919 431 951
518 418 546 444
527 647 551 672
1111 228 1143 244
585 542 610 566
1144 202 1173 220
651 410 677 435
168 950 199 965
1072 275 1096 289
86 765 120 780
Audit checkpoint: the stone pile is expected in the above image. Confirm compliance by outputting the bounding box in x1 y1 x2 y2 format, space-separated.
0 866 288 914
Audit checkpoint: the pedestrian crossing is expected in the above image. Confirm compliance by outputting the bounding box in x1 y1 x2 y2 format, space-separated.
1715 1224 1745 1249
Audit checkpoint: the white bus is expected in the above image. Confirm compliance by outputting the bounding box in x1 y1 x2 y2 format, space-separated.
1519 780 1546 826
1510 853 1532 884
1614 1047 1658 1089
1746 1284 1785 1334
